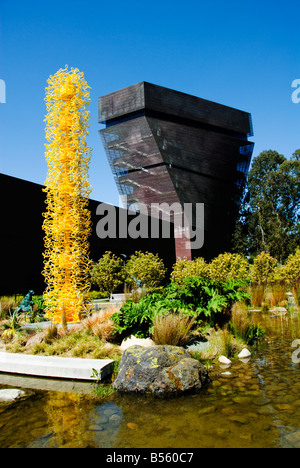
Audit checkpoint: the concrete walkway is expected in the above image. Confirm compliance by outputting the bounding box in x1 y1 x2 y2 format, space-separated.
0 352 114 381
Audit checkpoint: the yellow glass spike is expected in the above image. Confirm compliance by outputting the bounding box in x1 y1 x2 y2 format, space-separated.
42 66 92 324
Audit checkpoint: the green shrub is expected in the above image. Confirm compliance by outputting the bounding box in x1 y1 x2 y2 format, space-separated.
281 248 300 287
88 290 109 300
170 257 209 285
90 251 124 294
111 295 157 338
112 277 251 339
250 251 278 284
208 252 249 282
125 251 167 289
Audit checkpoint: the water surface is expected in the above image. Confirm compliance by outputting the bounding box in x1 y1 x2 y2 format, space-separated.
0 311 300 448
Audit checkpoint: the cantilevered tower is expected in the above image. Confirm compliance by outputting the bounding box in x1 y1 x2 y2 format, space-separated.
99 82 253 260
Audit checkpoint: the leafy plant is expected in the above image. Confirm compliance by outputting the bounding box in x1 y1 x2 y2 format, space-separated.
125 251 167 289
90 251 124 294
281 248 300 288
112 296 156 338
250 251 278 284
112 277 251 339
1 309 21 340
170 257 209 285
208 252 249 282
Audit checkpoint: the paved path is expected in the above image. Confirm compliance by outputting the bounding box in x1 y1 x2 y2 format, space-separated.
0 352 114 381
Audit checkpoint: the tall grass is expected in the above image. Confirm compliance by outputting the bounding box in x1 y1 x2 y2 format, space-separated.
294 284 300 307
269 282 286 307
80 305 120 342
230 302 264 343
0 297 18 319
221 326 235 357
32 329 120 360
230 302 252 341
250 285 266 307
152 312 195 346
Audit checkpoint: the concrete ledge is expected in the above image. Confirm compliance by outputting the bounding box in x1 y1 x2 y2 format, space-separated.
0 352 114 381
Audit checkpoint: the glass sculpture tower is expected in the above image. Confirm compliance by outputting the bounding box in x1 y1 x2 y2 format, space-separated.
99 82 253 260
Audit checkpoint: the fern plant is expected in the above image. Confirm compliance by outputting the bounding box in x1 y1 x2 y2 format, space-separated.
111 277 251 339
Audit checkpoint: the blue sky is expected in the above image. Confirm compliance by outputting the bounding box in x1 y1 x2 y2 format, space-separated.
0 0 299 206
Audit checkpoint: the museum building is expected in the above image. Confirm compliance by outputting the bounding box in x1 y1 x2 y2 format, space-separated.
0 83 253 295
99 82 254 260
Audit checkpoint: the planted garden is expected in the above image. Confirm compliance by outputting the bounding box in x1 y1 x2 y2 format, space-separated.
0 248 299 370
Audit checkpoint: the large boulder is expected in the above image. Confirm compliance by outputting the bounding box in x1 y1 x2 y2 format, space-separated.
113 345 209 395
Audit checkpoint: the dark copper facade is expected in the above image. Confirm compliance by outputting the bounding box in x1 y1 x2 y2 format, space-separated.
99 82 254 260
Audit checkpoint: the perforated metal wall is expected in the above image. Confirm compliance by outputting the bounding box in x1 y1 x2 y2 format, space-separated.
99 82 254 259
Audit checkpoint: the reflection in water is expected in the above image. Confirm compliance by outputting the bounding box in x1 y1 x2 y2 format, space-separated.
0 311 300 448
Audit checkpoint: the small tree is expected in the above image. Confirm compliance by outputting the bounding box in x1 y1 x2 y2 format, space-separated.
90 251 124 295
209 252 249 282
125 251 167 289
281 248 300 288
171 257 209 285
250 251 277 284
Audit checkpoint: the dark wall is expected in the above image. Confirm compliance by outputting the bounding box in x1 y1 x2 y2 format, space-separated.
0 173 175 296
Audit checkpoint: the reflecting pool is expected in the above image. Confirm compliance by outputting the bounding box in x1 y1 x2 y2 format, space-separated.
0 311 300 448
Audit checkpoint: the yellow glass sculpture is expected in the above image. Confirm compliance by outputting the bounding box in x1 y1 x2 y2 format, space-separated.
43 65 92 324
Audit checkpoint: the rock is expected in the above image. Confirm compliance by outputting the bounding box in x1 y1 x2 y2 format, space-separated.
89 425 104 432
109 414 121 423
239 357 251 364
185 340 210 353
120 335 155 352
238 348 251 359
269 307 288 315
212 380 222 387
198 405 216 415
275 404 293 411
221 407 236 415
127 422 138 430
113 345 209 395
0 389 26 402
228 415 248 425
232 396 252 405
218 355 232 365
284 432 300 448
25 331 45 349
253 397 271 406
